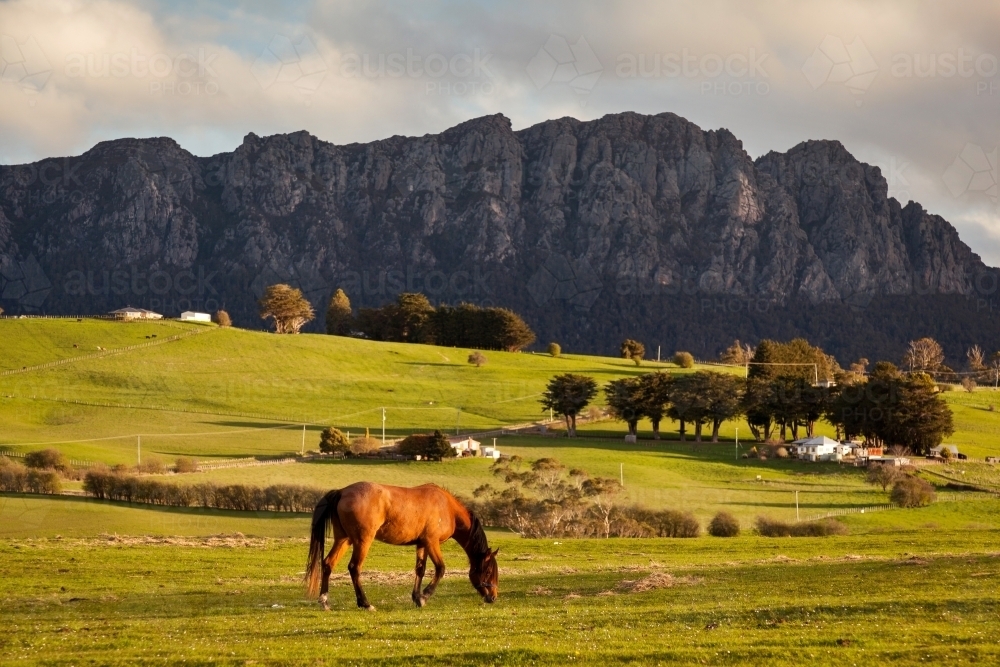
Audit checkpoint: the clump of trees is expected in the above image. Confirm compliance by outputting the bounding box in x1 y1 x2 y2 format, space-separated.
0 457 62 493
540 374 598 437
83 470 324 511
466 456 699 538
259 284 315 334
347 293 535 352
24 449 69 472
174 457 199 473
397 430 455 460
319 427 350 454
349 436 382 456
620 339 645 366
468 351 487 367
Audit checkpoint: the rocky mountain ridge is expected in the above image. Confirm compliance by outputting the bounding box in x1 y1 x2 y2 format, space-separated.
0 111 995 362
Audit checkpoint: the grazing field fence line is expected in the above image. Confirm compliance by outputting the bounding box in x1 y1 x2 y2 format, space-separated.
0 448 96 469
804 504 897 521
0 327 213 377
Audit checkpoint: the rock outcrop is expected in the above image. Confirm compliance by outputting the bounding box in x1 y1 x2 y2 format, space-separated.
0 111 995 361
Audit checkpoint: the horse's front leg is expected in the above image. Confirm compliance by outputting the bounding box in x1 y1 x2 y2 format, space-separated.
411 545 428 607
422 541 446 600
348 538 376 611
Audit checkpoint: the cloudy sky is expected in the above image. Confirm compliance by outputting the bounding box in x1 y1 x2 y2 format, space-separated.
1 0 998 260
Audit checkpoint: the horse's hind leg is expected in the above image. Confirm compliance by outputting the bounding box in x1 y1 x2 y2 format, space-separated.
318 537 350 611
422 541 446 600
348 538 376 611
411 545 428 607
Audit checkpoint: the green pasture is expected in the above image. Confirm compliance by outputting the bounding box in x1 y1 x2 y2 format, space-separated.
2 509 1000 665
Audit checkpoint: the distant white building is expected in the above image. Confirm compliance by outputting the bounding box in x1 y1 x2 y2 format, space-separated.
793 436 841 462
110 307 162 320
449 437 481 456
180 311 211 322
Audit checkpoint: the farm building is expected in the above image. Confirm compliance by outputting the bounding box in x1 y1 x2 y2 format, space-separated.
448 437 481 456
180 311 211 322
929 444 960 458
793 436 840 462
109 307 162 320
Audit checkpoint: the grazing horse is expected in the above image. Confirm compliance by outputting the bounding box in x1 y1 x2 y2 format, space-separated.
305 482 499 611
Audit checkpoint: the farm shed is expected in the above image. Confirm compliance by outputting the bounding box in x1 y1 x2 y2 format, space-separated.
793 436 840 462
448 437 481 456
110 307 162 320
180 311 211 322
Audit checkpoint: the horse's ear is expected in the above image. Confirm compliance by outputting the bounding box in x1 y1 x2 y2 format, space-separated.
491 548 500 557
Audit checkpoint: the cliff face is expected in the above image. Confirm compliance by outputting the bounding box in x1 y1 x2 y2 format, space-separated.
0 112 994 361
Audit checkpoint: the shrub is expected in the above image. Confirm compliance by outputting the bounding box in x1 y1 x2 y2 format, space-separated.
547 342 561 357
349 436 382 456
638 509 700 537
708 511 740 537
774 446 789 459
673 351 695 369
755 516 848 537
961 377 976 392
136 457 166 474
468 351 487 367
938 446 953 460
174 457 199 473
213 309 232 327
891 476 936 508
319 427 350 454
24 448 68 471
620 339 645 366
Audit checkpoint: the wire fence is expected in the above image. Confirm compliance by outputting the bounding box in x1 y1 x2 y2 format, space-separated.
0 327 212 377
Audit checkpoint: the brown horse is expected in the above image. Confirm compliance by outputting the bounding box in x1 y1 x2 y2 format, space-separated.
305 482 499 611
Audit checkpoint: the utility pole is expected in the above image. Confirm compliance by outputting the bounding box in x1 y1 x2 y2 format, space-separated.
620 463 624 487
735 427 739 460
657 345 661 363
795 490 800 522
137 435 141 465
381 408 386 445
301 424 306 456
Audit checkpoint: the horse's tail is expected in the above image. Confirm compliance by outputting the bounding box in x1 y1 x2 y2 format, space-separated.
305 489 341 598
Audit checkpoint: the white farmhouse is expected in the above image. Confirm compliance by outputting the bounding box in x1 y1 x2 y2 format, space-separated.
448 436 481 456
180 311 212 322
793 435 841 462
110 307 162 320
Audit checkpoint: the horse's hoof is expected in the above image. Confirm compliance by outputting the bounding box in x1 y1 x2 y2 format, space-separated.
363 605 376 612
318 594 330 611
415 596 427 608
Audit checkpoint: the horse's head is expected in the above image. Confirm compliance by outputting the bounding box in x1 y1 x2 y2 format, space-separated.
469 548 499 603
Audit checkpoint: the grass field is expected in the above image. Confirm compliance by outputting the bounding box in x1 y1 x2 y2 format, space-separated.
2 509 1000 665
4 319 1000 664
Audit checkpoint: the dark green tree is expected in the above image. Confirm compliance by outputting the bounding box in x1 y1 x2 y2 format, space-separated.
636 372 673 440
620 339 645 366
325 288 353 335
604 377 644 436
541 374 598 437
319 427 350 454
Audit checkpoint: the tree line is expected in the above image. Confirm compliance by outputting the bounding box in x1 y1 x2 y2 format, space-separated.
541 337 954 454
256 283 536 352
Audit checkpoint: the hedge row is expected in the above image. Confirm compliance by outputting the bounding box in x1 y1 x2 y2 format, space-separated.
0 458 62 494
83 471 325 512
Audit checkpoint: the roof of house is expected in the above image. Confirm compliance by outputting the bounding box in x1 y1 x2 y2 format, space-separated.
795 436 840 447
110 307 161 315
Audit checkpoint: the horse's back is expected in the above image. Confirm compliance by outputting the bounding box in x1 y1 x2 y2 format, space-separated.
336 482 459 545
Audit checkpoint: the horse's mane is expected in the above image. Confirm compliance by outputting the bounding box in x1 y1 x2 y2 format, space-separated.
465 512 490 559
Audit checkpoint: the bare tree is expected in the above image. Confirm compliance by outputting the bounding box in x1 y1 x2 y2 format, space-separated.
967 345 986 373
902 338 944 373
865 464 901 492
